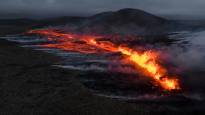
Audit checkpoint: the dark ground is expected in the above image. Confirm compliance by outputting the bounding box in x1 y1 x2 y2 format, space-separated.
0 23 146 115
0 38 148 115
0 21 205 115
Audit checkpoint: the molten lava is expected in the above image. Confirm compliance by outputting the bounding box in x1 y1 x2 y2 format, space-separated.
27 29 181 91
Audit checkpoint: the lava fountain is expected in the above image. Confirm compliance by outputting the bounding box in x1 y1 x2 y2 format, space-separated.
27 29 181 91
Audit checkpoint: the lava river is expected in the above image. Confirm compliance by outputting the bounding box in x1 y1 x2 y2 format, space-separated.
27 29 181 91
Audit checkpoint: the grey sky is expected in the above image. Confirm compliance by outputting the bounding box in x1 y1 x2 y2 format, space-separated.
0 0 204 19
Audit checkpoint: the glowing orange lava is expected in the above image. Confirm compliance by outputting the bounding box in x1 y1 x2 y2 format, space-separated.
27 29 181 91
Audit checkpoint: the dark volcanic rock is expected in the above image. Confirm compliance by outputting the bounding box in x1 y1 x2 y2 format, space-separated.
0 39 141 115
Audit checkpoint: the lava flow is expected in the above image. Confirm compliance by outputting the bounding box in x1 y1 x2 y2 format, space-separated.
27 29 181 91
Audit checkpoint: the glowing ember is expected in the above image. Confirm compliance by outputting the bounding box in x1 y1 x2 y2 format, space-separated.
27 29 181 91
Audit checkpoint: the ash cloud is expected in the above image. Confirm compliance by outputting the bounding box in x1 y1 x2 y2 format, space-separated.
159 31 205 98
167 32 205 71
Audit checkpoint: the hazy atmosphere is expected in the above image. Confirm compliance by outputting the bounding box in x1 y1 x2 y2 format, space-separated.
0 0 205 19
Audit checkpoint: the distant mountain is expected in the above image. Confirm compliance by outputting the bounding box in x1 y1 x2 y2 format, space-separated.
77 8 177 35
1 8 195 35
